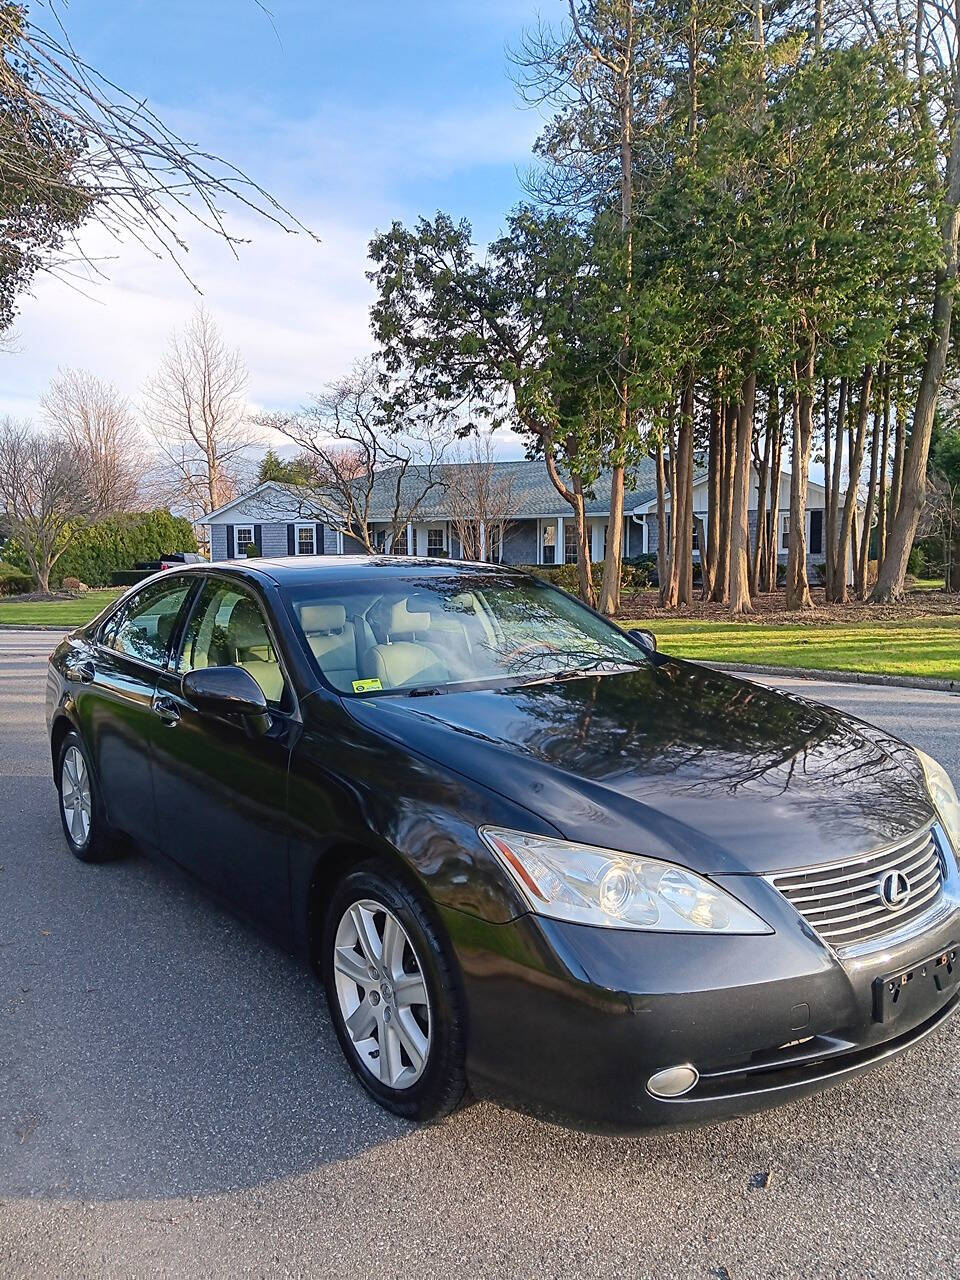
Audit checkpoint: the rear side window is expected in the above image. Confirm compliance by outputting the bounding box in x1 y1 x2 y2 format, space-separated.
101 578 193 667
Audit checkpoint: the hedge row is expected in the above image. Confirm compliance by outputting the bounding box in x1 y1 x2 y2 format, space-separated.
4 510 197 588
517 556 655 596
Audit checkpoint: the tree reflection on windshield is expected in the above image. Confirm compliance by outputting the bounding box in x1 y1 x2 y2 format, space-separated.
286 570 649 694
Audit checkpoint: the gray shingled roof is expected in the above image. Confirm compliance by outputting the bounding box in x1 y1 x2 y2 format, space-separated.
359 458 659 521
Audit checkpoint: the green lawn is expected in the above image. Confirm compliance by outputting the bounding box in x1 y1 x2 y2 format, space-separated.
621 616 960 680
0 589 121 626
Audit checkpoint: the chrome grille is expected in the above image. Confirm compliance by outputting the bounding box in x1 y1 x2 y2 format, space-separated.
768 826 945 950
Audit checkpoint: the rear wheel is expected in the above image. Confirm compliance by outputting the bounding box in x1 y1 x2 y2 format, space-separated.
56 731 121 862
321 864 468 1121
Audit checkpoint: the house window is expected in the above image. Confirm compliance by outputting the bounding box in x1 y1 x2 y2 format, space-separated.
541 522 556 564
427 527 447 557
235 525 254 556
372 528 388 553
296 524 316 556
781 514 790 551
564 522 578 564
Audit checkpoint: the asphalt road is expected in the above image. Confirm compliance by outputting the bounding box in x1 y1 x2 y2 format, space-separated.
2 628 960 1280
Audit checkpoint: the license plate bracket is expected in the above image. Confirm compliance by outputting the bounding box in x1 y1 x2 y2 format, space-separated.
874 945 960 1022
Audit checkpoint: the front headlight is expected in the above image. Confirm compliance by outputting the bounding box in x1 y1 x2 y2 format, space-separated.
479 828 771 933
917 750 960 855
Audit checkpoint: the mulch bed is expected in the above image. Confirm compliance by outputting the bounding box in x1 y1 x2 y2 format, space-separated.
618 588 960 625
1 590 81 603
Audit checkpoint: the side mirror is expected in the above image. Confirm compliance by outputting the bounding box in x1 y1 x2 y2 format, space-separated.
181 666 269 717
627 627 657 653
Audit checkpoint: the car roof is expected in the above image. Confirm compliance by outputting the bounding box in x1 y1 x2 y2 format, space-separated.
189 556 530 588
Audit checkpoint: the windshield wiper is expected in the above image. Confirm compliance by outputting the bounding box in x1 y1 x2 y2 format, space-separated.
511 657 646 688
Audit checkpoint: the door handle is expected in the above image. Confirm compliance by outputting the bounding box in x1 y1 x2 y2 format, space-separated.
152 694 180 726
67 659 95 684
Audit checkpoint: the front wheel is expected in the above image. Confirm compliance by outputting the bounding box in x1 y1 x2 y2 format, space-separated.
321 864 468 1122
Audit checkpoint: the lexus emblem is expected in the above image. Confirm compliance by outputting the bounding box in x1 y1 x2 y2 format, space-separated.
879 869 911 911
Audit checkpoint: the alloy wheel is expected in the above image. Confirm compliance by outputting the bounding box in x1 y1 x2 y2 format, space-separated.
61 745 92 848
332 897 431 1090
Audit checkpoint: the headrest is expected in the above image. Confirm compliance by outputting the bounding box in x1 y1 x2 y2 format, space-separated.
228 598 269 649
298 603 346 635
386 598 430 636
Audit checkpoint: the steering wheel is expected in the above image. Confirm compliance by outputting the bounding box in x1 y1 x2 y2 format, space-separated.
501 639 563 662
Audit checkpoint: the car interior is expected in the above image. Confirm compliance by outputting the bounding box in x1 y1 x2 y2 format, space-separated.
295 590 497 692
178 586 287 705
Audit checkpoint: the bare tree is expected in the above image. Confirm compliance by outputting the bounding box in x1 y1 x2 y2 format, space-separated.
0 2 315 302
144 307 256 522
0 417 99 591
443 433 514 562
254 362 452 554
41 367 141 512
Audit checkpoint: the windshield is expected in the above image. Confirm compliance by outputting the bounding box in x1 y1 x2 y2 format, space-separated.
284 571 648 696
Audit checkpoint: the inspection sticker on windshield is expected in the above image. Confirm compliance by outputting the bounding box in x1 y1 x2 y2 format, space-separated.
352 678 383 693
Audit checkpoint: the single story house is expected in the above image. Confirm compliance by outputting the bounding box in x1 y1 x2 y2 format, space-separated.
204 458 833 572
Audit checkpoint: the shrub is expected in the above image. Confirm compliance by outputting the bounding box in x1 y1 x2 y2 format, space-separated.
0 558 35 594
245 540 261 558
4 510 197 588
515 557 653 599
515 562 581 593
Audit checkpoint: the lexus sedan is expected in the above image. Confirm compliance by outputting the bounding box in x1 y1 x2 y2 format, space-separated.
46 558 960 1130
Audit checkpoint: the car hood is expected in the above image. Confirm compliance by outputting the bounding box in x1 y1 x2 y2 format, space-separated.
344 658 935 876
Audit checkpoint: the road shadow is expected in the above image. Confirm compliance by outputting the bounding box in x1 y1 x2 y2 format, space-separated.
0 773 417 1200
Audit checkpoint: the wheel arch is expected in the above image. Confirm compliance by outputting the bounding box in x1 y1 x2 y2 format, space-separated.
304 839 445 969
49 711 77 774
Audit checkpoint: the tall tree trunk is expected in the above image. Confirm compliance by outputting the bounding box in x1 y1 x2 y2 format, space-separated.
764 392 783 593
751 390 774 594
676 371 695 608
663 406 680 608
711 396 734 603
596 0 635 618
543 439 594 606
703 395 721 599
889 370 906 525
857 378 883 597
822 378 832 590
655 438 669 603
571 475 595 607
825 375 847 597
729 369 757 615
832 366 874 604
786 341 816 609
877 367 891 565
874 83 960 602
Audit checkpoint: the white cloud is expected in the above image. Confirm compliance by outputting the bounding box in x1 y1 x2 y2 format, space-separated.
0 94 539 465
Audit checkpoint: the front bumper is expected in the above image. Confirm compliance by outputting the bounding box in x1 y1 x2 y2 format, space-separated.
442 859 960 1132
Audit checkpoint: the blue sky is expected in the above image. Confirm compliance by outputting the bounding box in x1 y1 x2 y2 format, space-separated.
6 0 548 449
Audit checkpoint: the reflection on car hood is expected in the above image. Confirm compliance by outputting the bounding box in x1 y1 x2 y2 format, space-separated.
345 658 935 875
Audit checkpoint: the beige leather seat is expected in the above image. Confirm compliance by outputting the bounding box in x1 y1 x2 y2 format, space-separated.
363 641 450 689
362 599 450 689
298 603 358 691
226 598 285 704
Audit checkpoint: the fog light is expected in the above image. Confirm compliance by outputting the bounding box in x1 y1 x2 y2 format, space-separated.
646 1064 699 1098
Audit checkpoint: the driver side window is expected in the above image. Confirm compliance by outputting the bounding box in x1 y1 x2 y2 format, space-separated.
177 579 287 706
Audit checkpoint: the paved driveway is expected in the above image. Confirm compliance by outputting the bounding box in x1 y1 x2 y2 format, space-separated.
2 628 960 1279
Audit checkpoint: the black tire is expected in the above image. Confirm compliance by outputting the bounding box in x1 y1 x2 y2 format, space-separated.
321 862 469 1122
55 730 121 863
